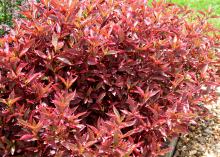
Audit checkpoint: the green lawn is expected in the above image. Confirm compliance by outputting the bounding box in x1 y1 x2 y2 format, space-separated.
171 0 220 28
148 0 220 27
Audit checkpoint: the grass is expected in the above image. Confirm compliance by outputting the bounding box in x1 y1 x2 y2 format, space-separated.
148 0 220 28
170 0 220 28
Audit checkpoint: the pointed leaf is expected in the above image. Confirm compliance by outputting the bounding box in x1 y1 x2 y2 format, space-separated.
57 57 72 65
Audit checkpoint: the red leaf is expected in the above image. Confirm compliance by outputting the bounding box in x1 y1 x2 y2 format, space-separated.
57 57 72 65
25 72 42 84
58 75 78 89
34 50 47 59
19 134 35 141
52 33 59 51
96 92 106 104
87 56 98 65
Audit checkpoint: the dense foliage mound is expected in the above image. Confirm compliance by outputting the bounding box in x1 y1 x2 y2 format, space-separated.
0 0 219 156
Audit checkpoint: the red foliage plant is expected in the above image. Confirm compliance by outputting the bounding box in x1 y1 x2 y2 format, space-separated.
0 0 220 156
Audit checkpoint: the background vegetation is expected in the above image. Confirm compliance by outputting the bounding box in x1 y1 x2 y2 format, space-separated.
171 0 220 28
0 0 24 35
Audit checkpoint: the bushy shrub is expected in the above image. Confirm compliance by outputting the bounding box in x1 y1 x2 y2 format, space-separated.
0 0 219 156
